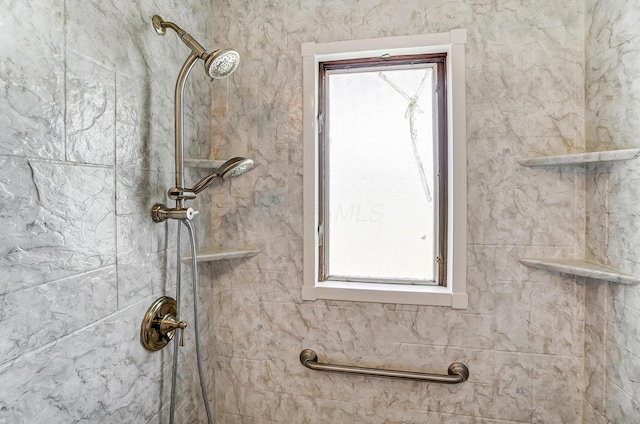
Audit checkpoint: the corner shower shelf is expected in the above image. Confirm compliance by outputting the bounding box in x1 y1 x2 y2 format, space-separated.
182 248 260 264
516 148 640 167
184 159 227 169
519 258 640 285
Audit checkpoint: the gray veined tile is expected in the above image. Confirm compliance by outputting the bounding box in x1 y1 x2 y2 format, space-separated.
0 0 65 160
0 266 117 366
0 157 116 295
0 299 162 424
65 53 116 166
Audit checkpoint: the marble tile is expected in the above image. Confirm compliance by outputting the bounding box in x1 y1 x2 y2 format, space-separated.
467 139 580 247
117 213 173 308
9 0 638 422
603 382 640 424
0 0 65 160
116 74 151 127
65 0 147 77
583 282 607 414
0 298 162 423
115 166 163 216
0 266 117 365
466 245 496 314
1 0 216 421
65 52 116 166
605 341 640 402
583 400 607 424
0 157 116 295
532 354 583 424
494 245 577 283
494 279 584 356
492 352 534 422
116 121 156 172
209 1 594 422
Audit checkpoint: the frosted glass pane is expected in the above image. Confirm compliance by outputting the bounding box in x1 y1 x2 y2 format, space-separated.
326 67 436 283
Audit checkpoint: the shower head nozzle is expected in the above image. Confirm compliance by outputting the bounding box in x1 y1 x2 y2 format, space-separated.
190 157 255 195
205 50 240 79
218 157 254 180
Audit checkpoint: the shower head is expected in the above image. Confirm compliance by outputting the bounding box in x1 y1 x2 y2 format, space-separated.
190 157 255 194
218 157 254 180
204 49 240 79
151 15 240 79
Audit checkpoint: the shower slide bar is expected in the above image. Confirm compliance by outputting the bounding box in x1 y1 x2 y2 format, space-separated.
299 349 469 384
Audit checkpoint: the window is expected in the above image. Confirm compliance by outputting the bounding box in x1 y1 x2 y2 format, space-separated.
319 55 447 286
302 30 468 308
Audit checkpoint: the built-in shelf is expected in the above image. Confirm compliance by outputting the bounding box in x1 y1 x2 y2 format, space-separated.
184 159 226 169
519 258 640 285
516 148 640 167
182 248 261 263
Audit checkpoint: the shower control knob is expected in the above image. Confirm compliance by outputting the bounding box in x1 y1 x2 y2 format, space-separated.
140 296 187 351
159 315 187 347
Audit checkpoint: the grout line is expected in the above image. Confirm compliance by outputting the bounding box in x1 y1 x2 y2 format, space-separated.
0 294 154 369
0 265 116 296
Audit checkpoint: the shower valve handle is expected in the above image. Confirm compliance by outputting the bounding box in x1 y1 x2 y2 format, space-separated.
151 203 199 222
159 315 187 347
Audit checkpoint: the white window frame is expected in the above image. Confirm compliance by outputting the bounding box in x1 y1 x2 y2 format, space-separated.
301 29 468 308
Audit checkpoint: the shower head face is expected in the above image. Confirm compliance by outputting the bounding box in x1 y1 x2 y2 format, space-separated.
218 157 254 180
205 49 240 79
189 157 254 194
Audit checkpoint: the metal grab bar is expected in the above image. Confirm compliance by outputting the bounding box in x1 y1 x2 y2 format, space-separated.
299 349 469 384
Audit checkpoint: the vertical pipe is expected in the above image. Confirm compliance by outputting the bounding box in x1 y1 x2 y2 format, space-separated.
174 53 199 208
170 54 198 423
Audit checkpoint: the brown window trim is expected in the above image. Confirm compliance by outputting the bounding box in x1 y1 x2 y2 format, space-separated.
317 53 448 286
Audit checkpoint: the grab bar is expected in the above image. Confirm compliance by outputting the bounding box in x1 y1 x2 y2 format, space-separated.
299 349 469 384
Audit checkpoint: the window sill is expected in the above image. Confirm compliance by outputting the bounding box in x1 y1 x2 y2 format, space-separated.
302 281 468 308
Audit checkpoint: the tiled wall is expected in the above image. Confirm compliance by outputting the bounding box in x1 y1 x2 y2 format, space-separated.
584 0 640 422
208 0 590 422
3 0 638 423
0 1 215 422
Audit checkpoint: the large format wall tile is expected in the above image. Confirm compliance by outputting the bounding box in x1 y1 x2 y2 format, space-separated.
0 157 115 295
0 298 163 423
0 266 117 366
209 0 590 422
584 0 640 422
0 0 65 160
0 0 214 422
65 53 116 166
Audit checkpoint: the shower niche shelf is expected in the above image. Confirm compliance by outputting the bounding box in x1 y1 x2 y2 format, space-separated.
516 147 640 285
185 158 260 170
519 258 640 285
182 247 260 264
516 148 640 167
184 159 227 169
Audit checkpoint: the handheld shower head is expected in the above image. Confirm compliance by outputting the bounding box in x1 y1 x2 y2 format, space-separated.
190 157 255 194
218 157 254 180
152 15 240 79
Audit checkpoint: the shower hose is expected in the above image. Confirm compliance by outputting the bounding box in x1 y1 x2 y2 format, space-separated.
169 219 213 424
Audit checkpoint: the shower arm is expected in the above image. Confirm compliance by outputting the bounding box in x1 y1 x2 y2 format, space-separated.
152 16 208 59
